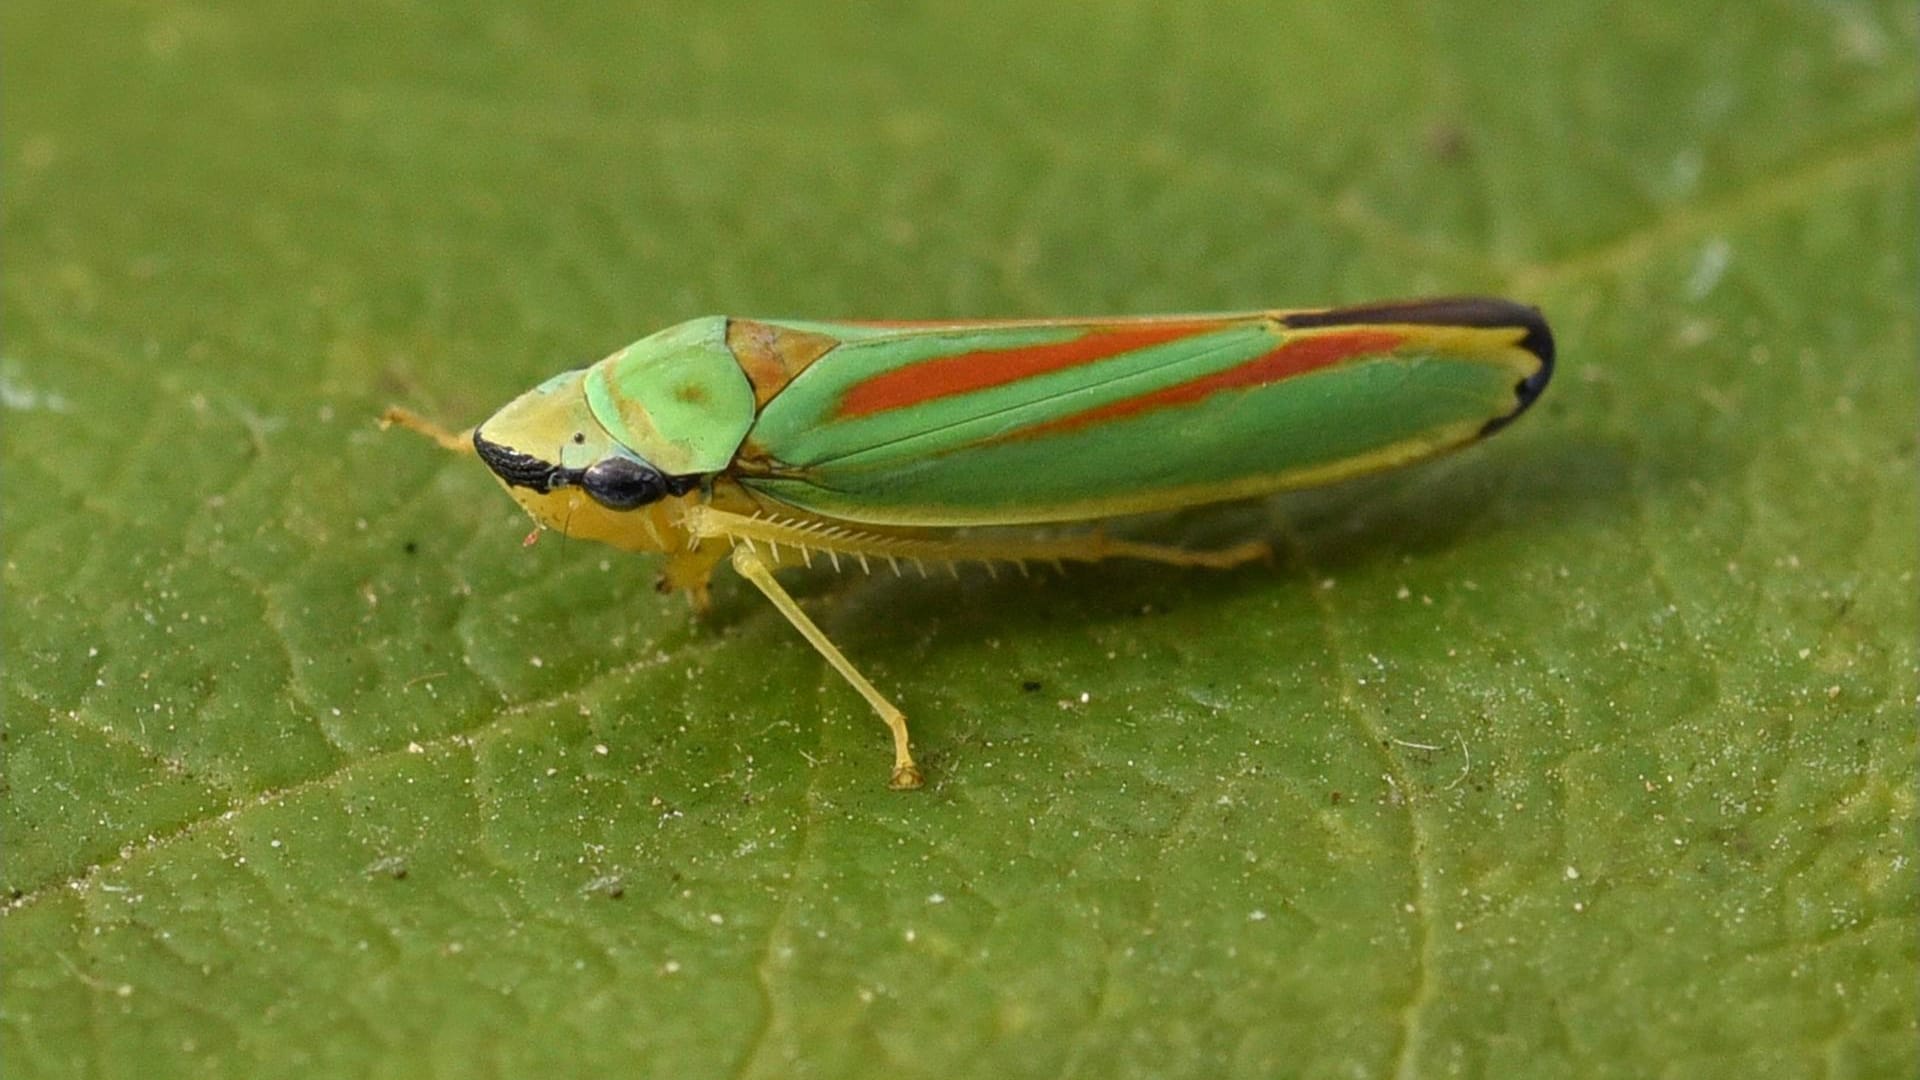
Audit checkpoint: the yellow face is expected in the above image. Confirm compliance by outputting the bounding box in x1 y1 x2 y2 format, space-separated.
471 370 697 553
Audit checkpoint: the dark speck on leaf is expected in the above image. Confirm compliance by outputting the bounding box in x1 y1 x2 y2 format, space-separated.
1427 122 1470 160
366 855 408 879
403 540 419 555
1022 680 1043 692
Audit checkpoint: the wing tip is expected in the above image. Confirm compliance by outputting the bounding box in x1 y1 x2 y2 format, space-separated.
1281 296 1553 434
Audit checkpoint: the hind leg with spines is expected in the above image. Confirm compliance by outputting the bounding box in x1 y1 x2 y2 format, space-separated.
689 505 1270 789
689 505 1271 574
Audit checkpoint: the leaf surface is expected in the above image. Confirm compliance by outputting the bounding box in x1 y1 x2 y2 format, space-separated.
5 3 1914 1076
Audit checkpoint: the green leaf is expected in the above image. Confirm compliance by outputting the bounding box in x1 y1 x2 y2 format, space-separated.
5 2 1914 1076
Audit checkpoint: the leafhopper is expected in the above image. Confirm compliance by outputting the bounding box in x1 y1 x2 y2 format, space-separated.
386 297 1553 788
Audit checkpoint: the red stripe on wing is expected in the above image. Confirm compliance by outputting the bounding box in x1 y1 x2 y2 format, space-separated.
1010 329 1405 439
834 321 1224 419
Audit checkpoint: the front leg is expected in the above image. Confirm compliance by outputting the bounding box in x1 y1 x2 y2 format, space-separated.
727 544 923 790
655 545 729 614
380 406 475 454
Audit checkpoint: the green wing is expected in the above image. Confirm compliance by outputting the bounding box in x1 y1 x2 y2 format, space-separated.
737 300 1552 527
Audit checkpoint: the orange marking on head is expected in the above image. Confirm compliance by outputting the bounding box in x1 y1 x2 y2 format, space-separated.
835 321 1224 419
1013 329 1405 439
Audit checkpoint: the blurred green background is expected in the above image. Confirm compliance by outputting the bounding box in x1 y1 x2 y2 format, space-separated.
4 2 1914 1077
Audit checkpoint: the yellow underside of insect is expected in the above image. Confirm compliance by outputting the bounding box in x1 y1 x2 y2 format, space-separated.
383 406 1267 789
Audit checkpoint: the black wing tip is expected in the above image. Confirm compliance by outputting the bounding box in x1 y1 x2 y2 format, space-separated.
1281 295 1554 433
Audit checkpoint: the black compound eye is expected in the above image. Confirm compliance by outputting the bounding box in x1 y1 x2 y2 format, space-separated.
580 456 668 510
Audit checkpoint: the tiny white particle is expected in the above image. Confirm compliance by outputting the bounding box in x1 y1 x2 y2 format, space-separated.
530 656 544 668
407 741 424 754
927 893 946 904
1686 237 1732 299
663 960 681 974
594 744 609 756
1564 866 1580 881
1249 909 1267 922
708 913 724 925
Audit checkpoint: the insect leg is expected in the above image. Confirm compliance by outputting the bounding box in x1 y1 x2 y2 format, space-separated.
1053 534 1271 570
655 546 730 615
868 531 1269 571
380 406 475 455
727 544 924 791
691 505 1268 573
